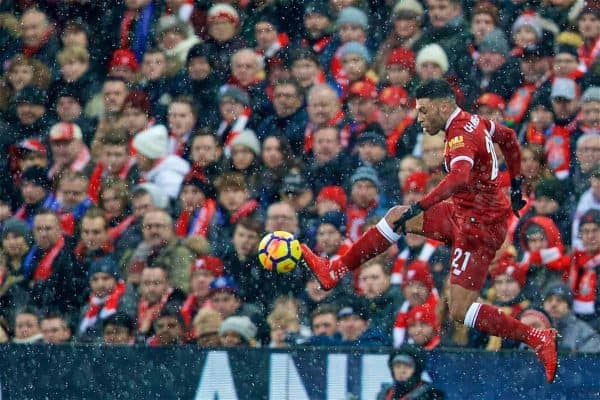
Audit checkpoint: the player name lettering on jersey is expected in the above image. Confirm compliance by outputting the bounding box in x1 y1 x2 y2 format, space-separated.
463 115 480 133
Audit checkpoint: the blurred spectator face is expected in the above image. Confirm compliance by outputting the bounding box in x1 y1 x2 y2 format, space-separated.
427 0 460 29
160 30 186 51
126 0 150 11
471 13 495 43
7 64 33 91
191 134 221 167
218 186 248 213
551 98 578 120
398 157 423 188
580 221 600 253
592 176 600 205
220 330 243 347
341 54 367 81
103 323 133 345
477 52 505 74
403 188 424 205
33 213 61 250
493 275 521 303
405 233 426 248
338 23 365 44
520 57 549 84
394 17 420 39
385 65 411 87
417 61 444 81
180 185 205 211
338 314 368 341
233 224 260 258
292 58 320 88
19 150 48 171
90 271 117 298
81 216 109 252
421 134 445 171
211 291 240 319
313 127 342 164
579 13 600 40
526 231 548 252
543 294 569 320
219 98 245 123
132 193 155 220
102 144 129 174
351 179 378 208
393 362 415 381
312 313 337 336
61 59 88 82
379 103 408 132
154 315 184 345
188 57 211 80
262 137 284 169
21 182 46 205
61 29 87 48
576 135 600 173
266 203 298 233
16 102 45 126
519 313 548 330
317 199 343 215
407 320 435 346
348 96 376 122
142 52 166 81
304 13 330 39
58 177 87 210
51 138 81 167
122 105 149 135
317 223 343 255
208 17 237 43
403 281 429 306
56 96 82 122
357 141 386 164
532 196 559 215
142 211 173 247
101 188 126 216
231 145 255 171
168 101 196 137
513 27 537 48
359 263 390 299
15 312 40 340
103 80 128 114
135 153 153 171
273 83 302 118
41 317 71 344
21 9 49 47
140 267 169 305
553 53 579 78
581 101 600 129
476 105 504 124
232 50 260 86
190 270 214 298
530 105 554 132
255 22 278 51
308 87 339 125
2 232 29 259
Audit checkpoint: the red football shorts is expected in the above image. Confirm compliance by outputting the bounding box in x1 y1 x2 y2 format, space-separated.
422 201 507 291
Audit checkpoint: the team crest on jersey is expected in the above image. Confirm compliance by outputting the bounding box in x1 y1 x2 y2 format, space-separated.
448 135 464 149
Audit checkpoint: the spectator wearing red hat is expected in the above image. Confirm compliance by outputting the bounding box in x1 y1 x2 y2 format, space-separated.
48 122 92 180
53 85 97 147
16 139 48 173
402 171 429 206
405 302 441 350
121 90 155 142
393 260 439 348
109 49 139 83
382 49 417 90
175 172 216 239
181 255 224 328
474 92 506 124
377 86 419 159
343 81 382 148
317 186 348 214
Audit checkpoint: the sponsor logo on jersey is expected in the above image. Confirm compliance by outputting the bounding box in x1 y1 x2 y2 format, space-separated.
448 135 464 149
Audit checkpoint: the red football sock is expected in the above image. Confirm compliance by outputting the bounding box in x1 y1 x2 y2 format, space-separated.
472 303 532 343
337 226 393 271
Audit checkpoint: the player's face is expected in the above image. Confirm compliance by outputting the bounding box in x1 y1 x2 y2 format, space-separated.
493 275 521 303
407 321 435 346
403 281 429 306
415 99 447 135
392 363 415 382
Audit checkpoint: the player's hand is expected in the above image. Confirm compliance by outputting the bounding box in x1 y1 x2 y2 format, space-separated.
510 176 526 217
393 203 423 233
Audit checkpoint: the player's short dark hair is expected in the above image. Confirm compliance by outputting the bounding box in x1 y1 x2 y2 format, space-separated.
415 79 455 100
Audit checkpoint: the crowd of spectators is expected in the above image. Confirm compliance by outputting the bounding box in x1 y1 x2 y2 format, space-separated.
0 0 599 358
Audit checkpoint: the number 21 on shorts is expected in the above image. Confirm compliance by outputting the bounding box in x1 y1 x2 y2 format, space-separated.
451 248 472 276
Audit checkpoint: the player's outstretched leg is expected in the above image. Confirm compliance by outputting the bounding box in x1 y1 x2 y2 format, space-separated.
301 206 408 290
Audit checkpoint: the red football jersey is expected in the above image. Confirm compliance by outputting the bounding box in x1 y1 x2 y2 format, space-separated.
443 108 510 222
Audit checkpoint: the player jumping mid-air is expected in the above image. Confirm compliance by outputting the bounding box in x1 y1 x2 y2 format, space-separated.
301 80 558 383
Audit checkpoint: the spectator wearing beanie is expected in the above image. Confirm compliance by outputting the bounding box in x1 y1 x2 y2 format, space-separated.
181 255 224 328
133 124 190 199
415 43 448 82
346 166 388 241
219 315 257 347
342 81 381 147
121 90 155 140
335 41 378 99
109 49 139 83
175 172 217 239
337 298 388 346
0 218 32 320
216 85 253 155
553 44 585 81
53 85 97 147
15 166 60 229
542 282 600 353
382 48 417 89
315 211 352 259
228 129 262 197
12 85 55 142
303 185 348 247
405 302 441 350
376 86 419 160
155 15 202 72
193 308 222 346
511 12 544 52
473 93 506 125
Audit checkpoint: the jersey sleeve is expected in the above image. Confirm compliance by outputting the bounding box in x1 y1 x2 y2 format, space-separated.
445 126 477 170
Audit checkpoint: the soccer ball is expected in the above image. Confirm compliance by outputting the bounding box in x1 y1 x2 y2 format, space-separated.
257 231 302 273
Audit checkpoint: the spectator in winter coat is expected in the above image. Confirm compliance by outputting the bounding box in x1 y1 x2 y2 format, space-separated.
571 133 600 199
543 283 600 353
304 84 345 154
305 126 352 193
19 8 60 76
103 312 136 345
215 85 253 152
175 172 216 240
92 77 129 149
148 305 186 346
74 208 117 274
107 49 139 84
228 49 270 121
577 6 600 69
188 129 227 184
48 122 91 180
289 48 326 91
194 308 222 346
167 97 197 160
41 312 72 344
256 135 295 208
355 131 400 201
279 173 316 234
337 298 389 346
181 255 223 329
346 166 388 241
53 86 97 147
0 219 31 321
219 315 258 347
377 86 419 160
301 1 335 70
51 46 100 106
136 49 173 120
12 307 43 344
12 86 55 144
572 168 600 249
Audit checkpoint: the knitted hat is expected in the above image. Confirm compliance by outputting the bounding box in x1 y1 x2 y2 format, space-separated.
534 178 567 205
348 80 378 99
210 275 240 295
0 218 32 245
191 255 224 277
406 302 438 330
133 183 170 209
556 31 583 48
543 283 573 307
122 90 152 115
13 85 47 106
157 15 191 39
403 171 429 193
54 84 83 105
580 209 600 227
319 211 346 234
317 186 347 210
350 166 380 187
490 255 527 287
219 316 257 342
578 6 600 20
208 3 239 24
386 48 416 73
582 86 600 103
21 166 51 191
402 260 433 291
230 129 261 156
474 93 506 111
512 12 543 40
219 85 250 106
49 122 83 142
110 49 139 71
356 131 387 148
379 86 410 107
339 41 371 64
524 222 546 240
88 256 120 280
336 7 368 30
479 28 510 57
281 173 309 194
133 125 168 159
416 44 448 74
392 0 424 19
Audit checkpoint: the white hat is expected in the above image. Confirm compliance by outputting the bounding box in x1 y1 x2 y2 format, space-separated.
219 316 257 342
133 125 168 159
230 129 261 156
416 44 449 74
208 3 239 24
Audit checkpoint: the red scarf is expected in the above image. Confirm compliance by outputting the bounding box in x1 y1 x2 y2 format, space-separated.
137 287 174 331
120 10 136 49
386 115 415 157
74 240 114 262
544 122 576 180
230 199 259 224
22 28 54 57
48 145 91 179
303 109 345 153
505 71 552 125
217 106 252 156
346 200 377 242
107 215 136 242
175 199 217 238
385 382 424 400
88 158 135 203
392 293 439 348
180 294 213 327
168 131 192 157
33 236 65 281
569 250 600 316
578 36 600 68
302 35 333 54
390 241 440 285
79 281 127 334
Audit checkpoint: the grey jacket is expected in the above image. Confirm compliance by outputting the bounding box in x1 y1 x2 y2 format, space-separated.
555 313 600 353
